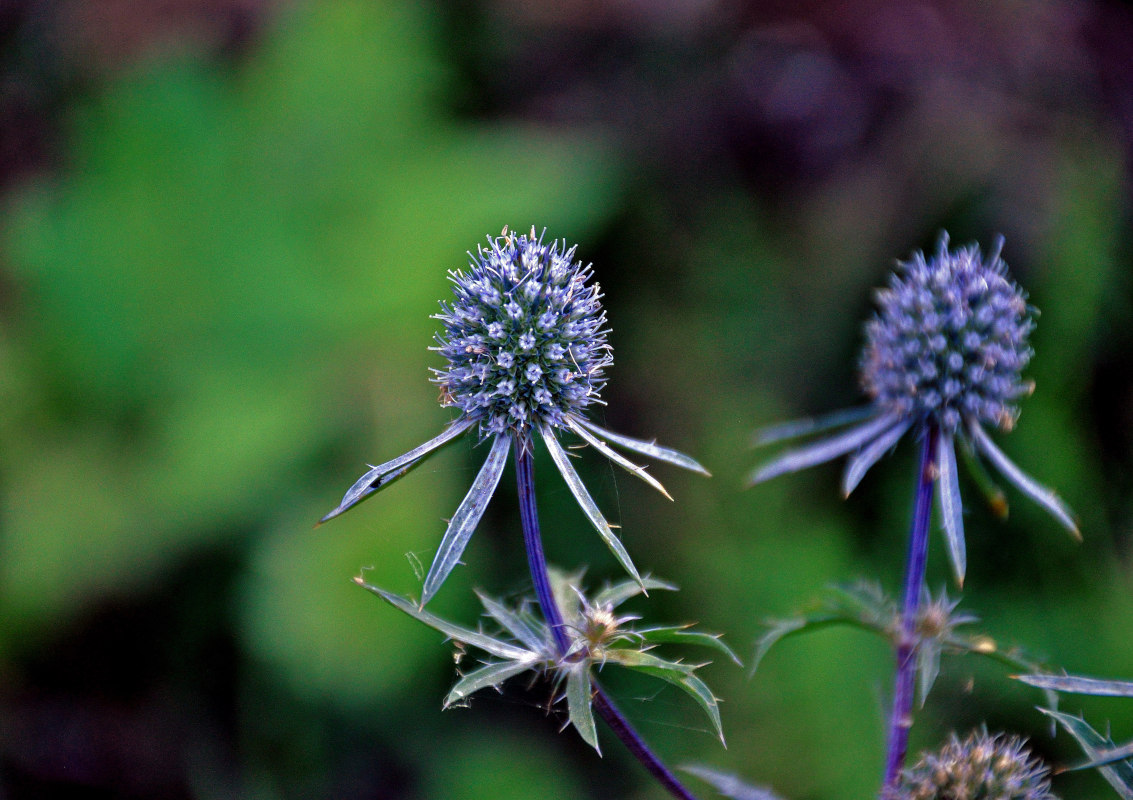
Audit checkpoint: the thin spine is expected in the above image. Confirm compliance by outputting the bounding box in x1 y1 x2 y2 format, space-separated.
883 428 939 791
513 436 702 800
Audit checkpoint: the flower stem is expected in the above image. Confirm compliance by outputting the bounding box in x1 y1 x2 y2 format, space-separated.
882 427 938 791
592 683 700 800
513 434 700 800
514 435 571 655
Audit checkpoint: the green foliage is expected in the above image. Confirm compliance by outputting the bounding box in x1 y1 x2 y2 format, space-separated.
754 582 1057 709
0 0 621 697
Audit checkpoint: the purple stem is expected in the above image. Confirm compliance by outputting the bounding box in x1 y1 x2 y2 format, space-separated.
514 435 571 654
513 434 700 800
882 427 939 791
592 684 700 800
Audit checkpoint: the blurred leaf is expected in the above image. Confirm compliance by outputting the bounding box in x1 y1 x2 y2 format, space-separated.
682 765 784 800
1040 708 1133 799
1018 674 1133 697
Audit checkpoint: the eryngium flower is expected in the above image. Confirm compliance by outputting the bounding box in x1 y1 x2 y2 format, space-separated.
884 729 1058 800
322 228 708 605
750 234 1078 584
433 230 611 435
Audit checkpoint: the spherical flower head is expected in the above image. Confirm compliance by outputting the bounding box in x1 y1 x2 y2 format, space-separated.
885 729 1058 800
861 234 1034 435
433 228 612 436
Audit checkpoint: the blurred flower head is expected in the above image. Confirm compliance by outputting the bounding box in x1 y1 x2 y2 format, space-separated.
750 233 1077 585
861 233 1034 435
884 728 1058 800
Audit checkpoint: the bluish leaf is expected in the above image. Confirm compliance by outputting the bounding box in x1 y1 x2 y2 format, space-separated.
421 433 511 605
841 416 911 496
936 430 967 586
1040 708 1133 799
567 666 600 752
969 422 1080 539
542 427 643 587
475 591 551 654
320 417 474 523
575 417 710 475
682 765 784 800
444 660 535 708
592 576 678 610
748 412 897 486
1018 674 1133 697
916 639 942 708
355 579 537 661
566 417 673 500
751 405 876 447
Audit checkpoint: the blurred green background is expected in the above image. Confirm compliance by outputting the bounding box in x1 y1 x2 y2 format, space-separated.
1 1 1132 798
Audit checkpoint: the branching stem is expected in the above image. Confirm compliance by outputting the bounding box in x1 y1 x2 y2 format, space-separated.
513 436 700 800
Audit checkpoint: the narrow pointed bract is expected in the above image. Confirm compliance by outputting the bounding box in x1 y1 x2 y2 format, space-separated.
319 417 476 524
567 417 673 500
968 421 1080 539
541 425 643 587
936 429 966 585
841 417 912 496
421 433 512 605
576 417 711 475
749 411 899 486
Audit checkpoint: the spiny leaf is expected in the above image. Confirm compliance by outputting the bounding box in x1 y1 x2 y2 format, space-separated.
1018 674 1133 697
636 625 742 666
421 433 511 605
567 666 600 753
444 660 535 708
576 417 710 475
1040 708 1133 799
592 576 678 610
319 417 474 523
542 428 643 588
681 765 784 800
354 578 536 662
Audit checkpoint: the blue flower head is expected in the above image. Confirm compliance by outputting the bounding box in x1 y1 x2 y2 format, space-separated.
861 235 1034 436
433 229 612 435
750 234 1078 584
322 228 708 605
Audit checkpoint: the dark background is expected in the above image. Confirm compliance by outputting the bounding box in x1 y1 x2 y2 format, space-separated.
1 1 1132 798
